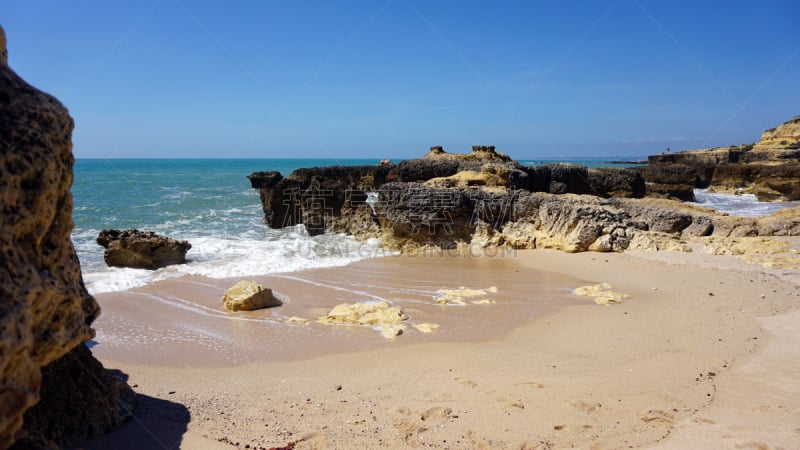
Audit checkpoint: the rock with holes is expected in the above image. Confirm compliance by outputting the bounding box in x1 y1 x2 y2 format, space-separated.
96 229 191 270
1 25 131 449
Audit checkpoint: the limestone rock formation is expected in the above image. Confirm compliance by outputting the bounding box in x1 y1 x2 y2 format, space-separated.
640 116 800 201
248 143 797 255
96 229 191 269
248 164 393 234
12 345 134 449
587 168 646 198
249 147 645 237
222 281 281 312
1 26 131 449
317 301 408 339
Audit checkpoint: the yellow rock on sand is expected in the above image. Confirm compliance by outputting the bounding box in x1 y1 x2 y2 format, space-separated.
435 286 498 305
318 301 409 339
413 323 440 333
286 316 310 325
573 283 630 305
222 280 282 312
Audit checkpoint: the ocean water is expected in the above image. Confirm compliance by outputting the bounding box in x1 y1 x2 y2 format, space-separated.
69 157 651 295
690 189 800 217
72 159 388 294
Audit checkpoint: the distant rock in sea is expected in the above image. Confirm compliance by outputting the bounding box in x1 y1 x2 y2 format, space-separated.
637 116 800 202
96 229 191 270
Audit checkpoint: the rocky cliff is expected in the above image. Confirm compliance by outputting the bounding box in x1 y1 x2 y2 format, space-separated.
641 116 800 201
249 145 799 255
0 26 132 449
249 146 646 238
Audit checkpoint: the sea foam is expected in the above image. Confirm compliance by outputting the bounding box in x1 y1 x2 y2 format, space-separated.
81 226 389 294
691 189 800 217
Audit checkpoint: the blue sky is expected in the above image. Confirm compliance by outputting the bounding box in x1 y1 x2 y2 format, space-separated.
3 1 799 159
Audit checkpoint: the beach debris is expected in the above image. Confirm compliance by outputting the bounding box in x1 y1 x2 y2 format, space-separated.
222 280 282 311
317 301 408 339
413 323 440 333
435 286 498 305
286 316 310 325
573 283 630 305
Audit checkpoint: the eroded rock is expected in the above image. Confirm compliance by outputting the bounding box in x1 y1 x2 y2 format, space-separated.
1 26 130 449
222 281 281 312
317 301 408 339
96 229 191 270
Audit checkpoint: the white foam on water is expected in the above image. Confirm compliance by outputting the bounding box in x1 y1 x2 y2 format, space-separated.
81 227 391 295
690 189 800 217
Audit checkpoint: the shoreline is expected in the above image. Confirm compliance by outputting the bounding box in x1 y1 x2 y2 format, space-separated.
90 252 585 368
83 243 800 449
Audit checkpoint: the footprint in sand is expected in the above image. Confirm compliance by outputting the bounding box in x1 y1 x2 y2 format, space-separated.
514 381 545 389
394 419 426 443
455 378 478 388
641 409 675 425
504 400 525 411
553 424 594 431
420 406 452 422
465 430 492 450
572 400 601 413
692 417 716 425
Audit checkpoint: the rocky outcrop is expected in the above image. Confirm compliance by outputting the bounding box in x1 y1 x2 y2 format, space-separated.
12 345 134 449
96 229 191 269
247 144 797 255
1 26 130 449
587 168 645 198
640 116 800 201
248 164 393 235
707 164 800 201
522 163 591 194
334 181 798 254
222 281 281 312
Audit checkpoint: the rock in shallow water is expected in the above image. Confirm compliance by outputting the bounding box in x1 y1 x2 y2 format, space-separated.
96 229 191 270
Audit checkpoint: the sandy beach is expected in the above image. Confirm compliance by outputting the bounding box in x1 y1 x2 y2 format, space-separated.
75 240 800 450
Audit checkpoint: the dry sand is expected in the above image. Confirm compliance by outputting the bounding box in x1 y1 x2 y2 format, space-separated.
77 242 800 449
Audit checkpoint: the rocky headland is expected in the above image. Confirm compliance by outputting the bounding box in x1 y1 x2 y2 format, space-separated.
637 116 800 201
249 142 799 258
0 27 132 449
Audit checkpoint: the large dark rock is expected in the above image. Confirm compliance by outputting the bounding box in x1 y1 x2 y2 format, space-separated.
11 345 134 449
388 158 460 182
522 164 590 194
710 163 800 201
1 26 132 449
97 229 191 269
249 164 392 235
640 117 800 201
369 182 515 249
634 163 715 201
588 168 645 198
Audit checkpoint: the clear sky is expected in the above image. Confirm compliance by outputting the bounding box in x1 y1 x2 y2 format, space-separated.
3 1 799 160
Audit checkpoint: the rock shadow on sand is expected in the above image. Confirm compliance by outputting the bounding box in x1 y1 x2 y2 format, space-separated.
75 387 191 450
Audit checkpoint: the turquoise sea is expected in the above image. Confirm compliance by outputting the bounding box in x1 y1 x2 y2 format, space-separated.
74 157 793 295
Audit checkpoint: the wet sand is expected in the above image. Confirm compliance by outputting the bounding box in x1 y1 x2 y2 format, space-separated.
81 245 800 449
90 251 583 367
